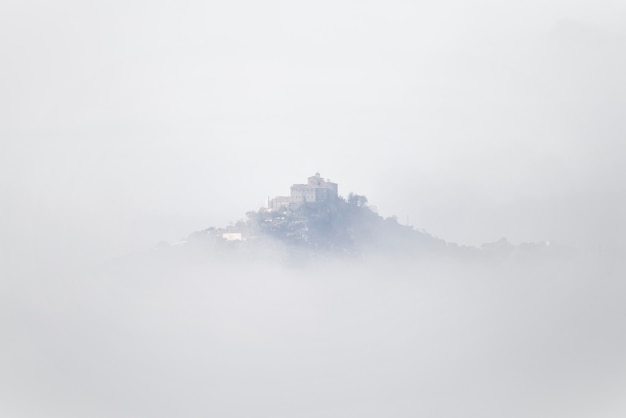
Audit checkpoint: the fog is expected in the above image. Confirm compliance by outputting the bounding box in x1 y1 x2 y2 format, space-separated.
2 253 626 417
2 0 626 416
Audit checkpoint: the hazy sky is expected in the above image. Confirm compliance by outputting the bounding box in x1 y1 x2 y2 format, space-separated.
2 0 625 264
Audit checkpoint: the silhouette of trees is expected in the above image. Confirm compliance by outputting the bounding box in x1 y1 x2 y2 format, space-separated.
347 193 368 207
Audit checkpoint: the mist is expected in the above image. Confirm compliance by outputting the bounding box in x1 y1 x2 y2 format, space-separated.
2 253 626 417
2 0 626 416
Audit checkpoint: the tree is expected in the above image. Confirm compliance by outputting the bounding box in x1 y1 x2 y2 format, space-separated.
347 193 368 207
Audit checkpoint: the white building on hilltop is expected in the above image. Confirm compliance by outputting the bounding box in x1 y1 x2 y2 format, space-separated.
269 173 338 211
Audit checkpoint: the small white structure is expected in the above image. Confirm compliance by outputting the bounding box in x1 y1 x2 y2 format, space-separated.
222 232 243 241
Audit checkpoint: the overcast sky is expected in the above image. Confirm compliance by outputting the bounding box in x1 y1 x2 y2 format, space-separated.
2 0 625 265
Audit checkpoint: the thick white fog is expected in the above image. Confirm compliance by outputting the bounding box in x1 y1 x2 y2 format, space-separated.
2 255 626 417
1 0 626 416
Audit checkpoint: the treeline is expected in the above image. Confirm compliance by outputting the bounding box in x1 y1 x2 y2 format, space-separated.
245 194 446 255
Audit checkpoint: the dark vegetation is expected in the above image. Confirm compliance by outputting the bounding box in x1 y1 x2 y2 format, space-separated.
180 193 567 262
244 193 448 256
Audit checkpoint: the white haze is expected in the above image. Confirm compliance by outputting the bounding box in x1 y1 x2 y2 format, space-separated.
1 0 626 416
2 255 626 417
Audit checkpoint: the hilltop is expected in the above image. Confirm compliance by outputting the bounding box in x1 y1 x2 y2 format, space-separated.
170 173 450 259
156 173 570 262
